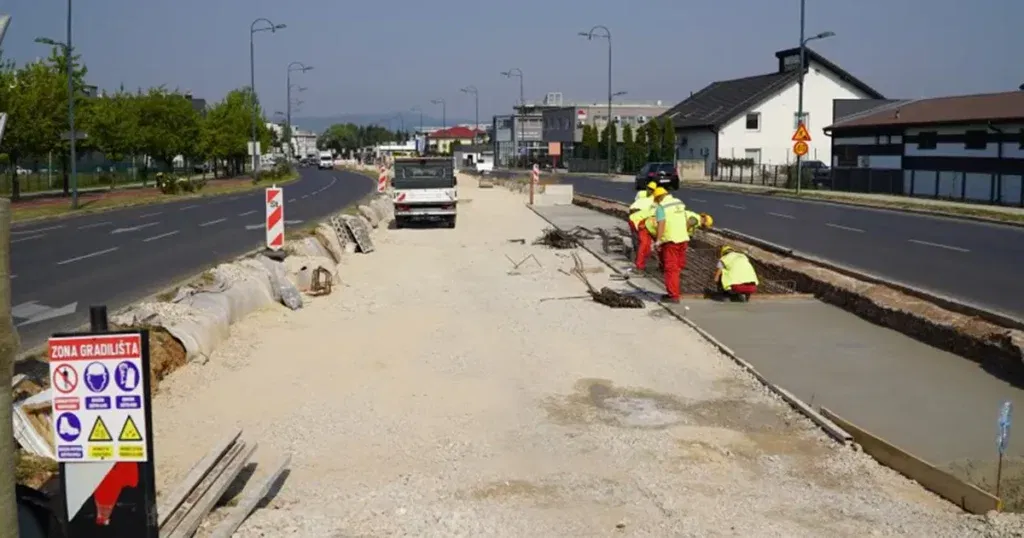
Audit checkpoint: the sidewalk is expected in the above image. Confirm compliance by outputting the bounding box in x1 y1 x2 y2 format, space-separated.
148 176 996 536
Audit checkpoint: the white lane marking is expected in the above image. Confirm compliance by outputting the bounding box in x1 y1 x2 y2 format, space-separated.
77 221 112 230
56 247 119 266
139 211 162 218
228 196 240 201
179 204 199 211
111 222 160 234
825 223 864 233
12 233 45 244
13 224 64 235
907 239 970 253
768 212 795 219
238 210 257 217
690 198 707 203
287 198 296 203
300 195 309 199
724 204 746 210
143 230 179 242
199 218 227 227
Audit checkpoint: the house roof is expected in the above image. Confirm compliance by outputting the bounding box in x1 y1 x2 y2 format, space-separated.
661 47 884 130
428 126 484 139
825 91 1024 131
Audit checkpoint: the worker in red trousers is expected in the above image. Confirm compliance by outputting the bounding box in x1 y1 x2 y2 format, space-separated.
651 187 690 303
626 181 658 272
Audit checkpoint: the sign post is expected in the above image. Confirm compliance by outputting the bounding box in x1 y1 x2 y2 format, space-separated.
265 186 284 250
791 122 812 194
997 400 1013 501
52 305 159 537
530 164 539 206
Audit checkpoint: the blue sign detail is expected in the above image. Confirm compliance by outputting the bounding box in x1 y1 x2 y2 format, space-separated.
85 396 111 410
83 361 110 393
57 445 83 459
55 412 81 443
116 395 141 409
115 360 140 392
998 401 1013 456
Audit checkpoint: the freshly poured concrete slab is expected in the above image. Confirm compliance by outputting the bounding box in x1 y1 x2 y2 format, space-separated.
532 203 1024 470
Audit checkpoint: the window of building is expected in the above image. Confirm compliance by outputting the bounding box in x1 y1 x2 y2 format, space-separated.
745 113 760 131
964 130 987 150
793 112 809 130
917 131 937 150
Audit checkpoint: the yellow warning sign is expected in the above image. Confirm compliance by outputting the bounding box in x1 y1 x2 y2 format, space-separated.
88 416 112 442
88 445 113 459
118 445 144 459
792 123 811 142
118 416 143 442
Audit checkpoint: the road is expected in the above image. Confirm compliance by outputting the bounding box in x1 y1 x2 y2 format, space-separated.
562 175 1024 319
11 168 373 351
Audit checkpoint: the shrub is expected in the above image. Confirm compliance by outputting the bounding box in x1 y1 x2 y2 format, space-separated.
155 172 178 194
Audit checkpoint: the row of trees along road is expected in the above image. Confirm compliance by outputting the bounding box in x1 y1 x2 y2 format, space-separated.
0 47 275 200
577 117 677 173
317 123 409 154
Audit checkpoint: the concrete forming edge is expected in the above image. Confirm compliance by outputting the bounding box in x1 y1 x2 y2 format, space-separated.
526 203 855 446
820 407 1002 515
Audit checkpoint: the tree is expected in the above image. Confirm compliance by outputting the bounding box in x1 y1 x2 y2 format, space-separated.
644 122 662 162
0 61 64 200
202 88 269 177
136 88 201 173
45 46 89 195
660 118 676 163
581 124 600 158
599 122 618 163
81 89 138 181
635 126 648 166
621 124 636 173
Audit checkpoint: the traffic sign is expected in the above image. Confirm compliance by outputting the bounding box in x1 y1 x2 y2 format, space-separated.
793 141 809 157
53 363 78 393
792 122 811 142
266 187 284 250
531 164 540 184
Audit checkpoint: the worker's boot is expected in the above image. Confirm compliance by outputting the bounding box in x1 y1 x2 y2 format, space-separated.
660 294 680 304
730 293 750 303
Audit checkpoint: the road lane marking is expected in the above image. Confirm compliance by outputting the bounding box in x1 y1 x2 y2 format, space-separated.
199 218 227 227
768 212 795 219
139 211 162 218
724 204 746 210
907 239 970 253
288 198 297 203
12 234 45 244
238 210 257 217
143 231 179 242
228 196 240 201
13 224 64 235
77 221 112 230
690 198 707 203
56 247 119 266
179 205 199 211
111 222 160 234
301 195 309 199
825 223 864 233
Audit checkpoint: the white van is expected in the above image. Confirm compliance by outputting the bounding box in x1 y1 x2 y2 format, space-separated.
318 151 334 170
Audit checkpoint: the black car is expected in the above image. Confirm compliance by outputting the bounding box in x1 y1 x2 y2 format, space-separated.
635 162 679 191
803 160 831 188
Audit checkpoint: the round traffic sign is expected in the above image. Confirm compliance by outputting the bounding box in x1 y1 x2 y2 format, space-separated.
52 364 78 394
793 141 809 157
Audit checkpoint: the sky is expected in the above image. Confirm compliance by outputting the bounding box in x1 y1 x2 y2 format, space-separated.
1 0 1021 122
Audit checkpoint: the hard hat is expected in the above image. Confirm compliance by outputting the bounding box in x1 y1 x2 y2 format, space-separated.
702 213 713 228
652 187 669 198
646 181 658 190
719 245 733 257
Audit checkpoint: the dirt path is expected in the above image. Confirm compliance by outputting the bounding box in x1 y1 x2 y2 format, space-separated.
151 178 1012 537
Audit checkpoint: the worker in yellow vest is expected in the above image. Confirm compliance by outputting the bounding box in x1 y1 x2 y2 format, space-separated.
651 187 690 303
627 182 658 271
686 210 713 236
713 245 759 302
634 181 657 202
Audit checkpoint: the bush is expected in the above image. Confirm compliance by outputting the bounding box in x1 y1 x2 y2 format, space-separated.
257 161 294 183
155 172 177 194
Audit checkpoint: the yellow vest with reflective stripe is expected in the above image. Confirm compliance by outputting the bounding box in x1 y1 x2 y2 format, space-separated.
634 191 648 202
657 195 690 243
720 251 759 288
685 210 702 235
644 215 657 235
629 196 654 227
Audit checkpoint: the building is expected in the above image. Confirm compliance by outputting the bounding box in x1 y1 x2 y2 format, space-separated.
427 126 484 154
452 144 494 171
662 47 884 174
290 128 318 158
492 92 572 166
824 91 1024 206
542 101 670 158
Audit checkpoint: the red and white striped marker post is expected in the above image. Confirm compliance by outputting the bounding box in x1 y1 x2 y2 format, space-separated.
529 163 540 205
377 164 387 193
266 186 284 250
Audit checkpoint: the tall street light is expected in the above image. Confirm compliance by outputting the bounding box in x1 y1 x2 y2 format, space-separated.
579 25 613 174
250 18 286 180
430 98 446 129
286 61 313 159
410 106 424 134
501 69 524 165
460 85 479 144
35 0 79 208
795 0 834 195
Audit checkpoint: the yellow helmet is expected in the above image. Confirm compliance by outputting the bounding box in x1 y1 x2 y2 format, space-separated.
652 187 669 198
701 213 713 228
646 181 658 191
719 245 733 257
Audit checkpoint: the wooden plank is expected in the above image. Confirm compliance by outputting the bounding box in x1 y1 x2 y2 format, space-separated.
168 441 259 538
820 407 1001 514
207 454 292 538
157 429 242 527
160 441 246 536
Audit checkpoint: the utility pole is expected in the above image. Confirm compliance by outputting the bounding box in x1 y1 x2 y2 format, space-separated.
431 98 446 130
249 17 286 180
580 25 613 174
286 62 312 159
501 69 525 166
794 0 835 194
460 86 479 143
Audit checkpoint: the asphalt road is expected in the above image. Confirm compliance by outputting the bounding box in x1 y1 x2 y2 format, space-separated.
11 168 374 351
563 176 1024 319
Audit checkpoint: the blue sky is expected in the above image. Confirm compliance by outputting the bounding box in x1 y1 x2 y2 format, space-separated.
2 0 1021 120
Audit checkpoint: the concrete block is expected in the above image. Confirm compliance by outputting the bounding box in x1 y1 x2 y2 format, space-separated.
533 184 574 206
358 205 380 228
314 223 345 263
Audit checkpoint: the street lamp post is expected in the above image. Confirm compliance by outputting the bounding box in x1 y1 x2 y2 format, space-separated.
430 98 446 129
460 86 479 144
250 18 286 181
579 25 613 174
34 0 79 208
501 69 525 166
411 106 423 134
795 0 834 195
286 61 313 159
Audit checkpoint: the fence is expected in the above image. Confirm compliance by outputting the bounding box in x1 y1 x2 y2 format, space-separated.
711 164 796 188
565 158 611 174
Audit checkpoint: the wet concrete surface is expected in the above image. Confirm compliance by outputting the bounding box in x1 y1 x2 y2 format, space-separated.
531 203 1024 472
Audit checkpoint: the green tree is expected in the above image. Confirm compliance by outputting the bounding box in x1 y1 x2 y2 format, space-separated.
0 61 64 200
582 124 600 158
645 122 662 162
660 118 676 163
621 124 635 173
599 122 618 163
202 88 269 177
635 126 648 166
81 89 138 184
44 46 89 195
136 87 201 173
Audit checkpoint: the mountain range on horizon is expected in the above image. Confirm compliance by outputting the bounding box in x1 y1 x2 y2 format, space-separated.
290 113 477 135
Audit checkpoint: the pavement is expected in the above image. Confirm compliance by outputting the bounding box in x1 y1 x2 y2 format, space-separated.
533 203 1024 476
10 167 374 352
560 175 1024 320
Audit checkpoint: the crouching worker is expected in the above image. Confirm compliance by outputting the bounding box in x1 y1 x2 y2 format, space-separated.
713 245 758 302
686 211 713 236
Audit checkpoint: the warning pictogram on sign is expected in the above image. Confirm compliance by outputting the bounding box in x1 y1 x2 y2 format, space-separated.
792 123 811 142
89 416 113 442
118 416 143 442
53 363 78 393
265 187 284 250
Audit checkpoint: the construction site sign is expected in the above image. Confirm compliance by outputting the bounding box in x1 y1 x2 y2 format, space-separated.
792 122 811 142
266 186 284 250
49 333 149 462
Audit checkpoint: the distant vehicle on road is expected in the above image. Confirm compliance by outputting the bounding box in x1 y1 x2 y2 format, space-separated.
318 151 334 170
802 160 831 188
635 162 679 191
392 157 457 229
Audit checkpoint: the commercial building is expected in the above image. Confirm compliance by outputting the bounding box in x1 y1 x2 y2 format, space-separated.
492 92 569 166
824 91 1024 206
541 101 670 158
662 47 884 174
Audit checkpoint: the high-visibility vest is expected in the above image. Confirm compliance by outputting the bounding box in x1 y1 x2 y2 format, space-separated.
644 215 657 235
720 251 759 288
634 191 648 202
685 210 702 235
656 195 690 243
628 196 654 227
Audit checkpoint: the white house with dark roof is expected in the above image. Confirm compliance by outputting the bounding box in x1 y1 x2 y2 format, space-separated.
663 47 884 174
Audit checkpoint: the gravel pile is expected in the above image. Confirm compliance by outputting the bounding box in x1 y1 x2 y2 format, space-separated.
149 175 1023 537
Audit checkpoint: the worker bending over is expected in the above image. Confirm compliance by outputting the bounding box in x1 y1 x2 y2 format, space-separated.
652 187 690 303
686 211 713 236
634 181 656 202
627 182 658 271
713 245 759 302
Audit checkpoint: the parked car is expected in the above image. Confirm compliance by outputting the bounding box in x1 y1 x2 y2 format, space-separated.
635 162 679 191
803 160 831 188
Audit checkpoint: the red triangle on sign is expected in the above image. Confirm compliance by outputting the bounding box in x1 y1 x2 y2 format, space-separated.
792 123 811 142
269 233 283 247
266 188 280 203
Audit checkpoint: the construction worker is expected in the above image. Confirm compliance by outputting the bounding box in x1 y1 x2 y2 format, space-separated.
634 181 657 202
686 211 713 236
713 245 759 302
651 187 690 303
626 182 658 270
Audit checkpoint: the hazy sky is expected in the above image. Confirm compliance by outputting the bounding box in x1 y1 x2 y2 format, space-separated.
2 0 1021 120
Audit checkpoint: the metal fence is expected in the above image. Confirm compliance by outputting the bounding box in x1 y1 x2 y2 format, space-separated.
711 164 795 187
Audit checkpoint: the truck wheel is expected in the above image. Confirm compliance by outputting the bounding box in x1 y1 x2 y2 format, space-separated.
394 217 407 229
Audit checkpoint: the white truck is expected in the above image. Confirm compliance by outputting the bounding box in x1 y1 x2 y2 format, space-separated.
392 157 457 229
318 151 334 170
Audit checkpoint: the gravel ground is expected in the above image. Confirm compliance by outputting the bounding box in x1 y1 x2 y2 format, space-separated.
150 177 1023 537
